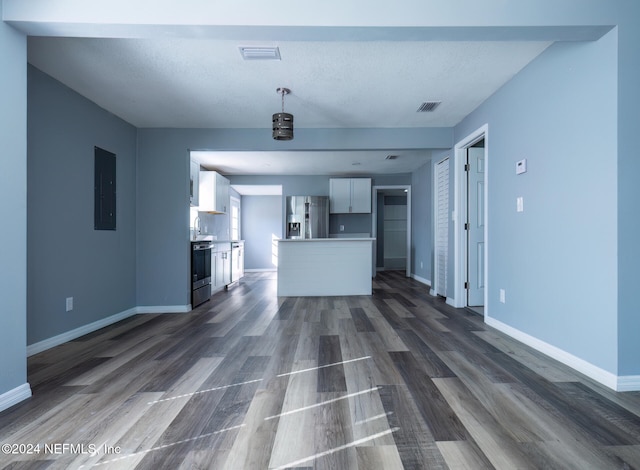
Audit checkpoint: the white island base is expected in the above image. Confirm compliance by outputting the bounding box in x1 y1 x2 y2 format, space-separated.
277 238 374 297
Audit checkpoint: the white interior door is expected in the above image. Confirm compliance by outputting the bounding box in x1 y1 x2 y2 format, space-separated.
435 158 449 297
467 147 485 306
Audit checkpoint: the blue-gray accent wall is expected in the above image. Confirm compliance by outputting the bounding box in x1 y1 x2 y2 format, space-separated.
241 195 283 270
453 32 619 372
27 65 138 344
411 161 433 282
616 15 640 376
0 3 28 397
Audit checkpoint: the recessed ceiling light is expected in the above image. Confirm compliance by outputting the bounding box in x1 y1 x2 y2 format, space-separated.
239 46 281 60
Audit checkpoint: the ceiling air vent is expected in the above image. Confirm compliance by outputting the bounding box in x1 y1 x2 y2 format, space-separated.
417 101 441 112
385 155 397 160
239 46 281 60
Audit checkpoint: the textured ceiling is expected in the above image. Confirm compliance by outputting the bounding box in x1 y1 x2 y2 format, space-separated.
27 36 551 173
28 38 550 129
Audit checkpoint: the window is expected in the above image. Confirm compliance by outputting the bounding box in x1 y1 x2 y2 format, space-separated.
230 196 241 240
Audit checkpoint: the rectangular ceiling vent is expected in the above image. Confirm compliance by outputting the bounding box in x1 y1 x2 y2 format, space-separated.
417 101 441 112
385 155 398 160
239 46 281 61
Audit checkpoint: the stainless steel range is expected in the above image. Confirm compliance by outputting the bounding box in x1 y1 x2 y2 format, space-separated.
191 241 212 308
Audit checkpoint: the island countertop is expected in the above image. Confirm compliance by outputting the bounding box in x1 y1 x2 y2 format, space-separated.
278 237 375 242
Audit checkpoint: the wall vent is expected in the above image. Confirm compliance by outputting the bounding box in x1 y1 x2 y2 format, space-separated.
417 101 441 112
239 46 281 60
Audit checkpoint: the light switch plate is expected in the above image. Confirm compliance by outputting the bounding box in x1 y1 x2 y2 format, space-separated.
516 196 524 212
516 158 527 175
66 297 73 312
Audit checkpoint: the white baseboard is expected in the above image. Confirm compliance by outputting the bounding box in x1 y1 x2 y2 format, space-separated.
135 305 191 314
27 304 190 357
617 375 640 392
244 268 277 272
0 383 32 413
446 297 457 307
484 316 635 391
411 274 431 287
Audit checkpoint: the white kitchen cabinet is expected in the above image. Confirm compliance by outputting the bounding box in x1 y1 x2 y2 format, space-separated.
231 241 244 283
199 171 230 213
189 160 199 207
211 242 231 290
329 178 371 213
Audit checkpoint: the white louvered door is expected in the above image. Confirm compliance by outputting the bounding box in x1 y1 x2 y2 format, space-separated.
435 158 449 297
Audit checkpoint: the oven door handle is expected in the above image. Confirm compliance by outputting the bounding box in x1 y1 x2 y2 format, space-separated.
193 244 212 251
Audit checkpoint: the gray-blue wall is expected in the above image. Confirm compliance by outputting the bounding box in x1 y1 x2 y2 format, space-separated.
453 32 618 372
0 4 28 398
411 161 433 282
616 17 640 376
241 195 283 270
27 65 138 344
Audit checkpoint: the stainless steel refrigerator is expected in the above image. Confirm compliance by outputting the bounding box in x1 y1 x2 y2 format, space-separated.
285 196 329 239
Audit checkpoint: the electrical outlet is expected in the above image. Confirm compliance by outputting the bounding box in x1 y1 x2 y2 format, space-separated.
66 297 73 312
339 225 345 232
499 289 506 303
420 261 423 269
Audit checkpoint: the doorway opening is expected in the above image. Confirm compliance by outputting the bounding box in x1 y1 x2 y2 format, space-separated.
372 185 412 278
453 125 488 315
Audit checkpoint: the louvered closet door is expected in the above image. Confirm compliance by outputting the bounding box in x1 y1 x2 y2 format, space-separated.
435 158 449 297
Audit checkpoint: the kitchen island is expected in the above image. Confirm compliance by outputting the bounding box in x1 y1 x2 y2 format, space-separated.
277 238 374 297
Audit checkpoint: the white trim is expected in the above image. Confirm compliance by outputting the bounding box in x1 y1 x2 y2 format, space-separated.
245 268 277 272
485 316 628 391
617 375 640 392
27 305 190 357
411 274 431 286
453 124 489 311
28 307 138 356
0 383 32 412
135 305 191 314
371 185 412 278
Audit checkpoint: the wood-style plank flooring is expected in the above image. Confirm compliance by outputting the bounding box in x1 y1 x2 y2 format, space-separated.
2 271 640 469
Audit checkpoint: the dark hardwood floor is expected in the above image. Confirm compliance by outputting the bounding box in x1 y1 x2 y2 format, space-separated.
2 271 640 469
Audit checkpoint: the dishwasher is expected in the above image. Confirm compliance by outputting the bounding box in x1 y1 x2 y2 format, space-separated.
230 241 244 284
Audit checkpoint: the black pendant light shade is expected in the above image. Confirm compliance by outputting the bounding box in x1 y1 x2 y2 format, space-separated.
273 88 293 140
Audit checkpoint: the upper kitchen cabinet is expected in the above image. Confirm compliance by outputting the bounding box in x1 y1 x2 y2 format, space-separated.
199 170 230 214
190 160 200 207
329 178 372 214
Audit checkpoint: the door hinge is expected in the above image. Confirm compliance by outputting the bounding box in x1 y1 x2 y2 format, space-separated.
464 281 469 289
464 222 469 230
464 163 470 172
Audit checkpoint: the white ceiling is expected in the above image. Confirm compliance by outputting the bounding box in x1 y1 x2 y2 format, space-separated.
190 150 433 176
26 37 551 174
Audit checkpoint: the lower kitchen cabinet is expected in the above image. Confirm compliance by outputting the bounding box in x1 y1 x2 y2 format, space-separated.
211 243 231 291
231 241 244 283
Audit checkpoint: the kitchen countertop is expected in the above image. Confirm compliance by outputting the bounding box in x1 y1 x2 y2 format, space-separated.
278 238 374 242
191 238 244 243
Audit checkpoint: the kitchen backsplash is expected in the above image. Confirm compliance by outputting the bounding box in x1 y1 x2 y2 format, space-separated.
191 209 230 240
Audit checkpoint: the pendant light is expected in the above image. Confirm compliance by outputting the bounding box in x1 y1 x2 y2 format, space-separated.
272 87 293 140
